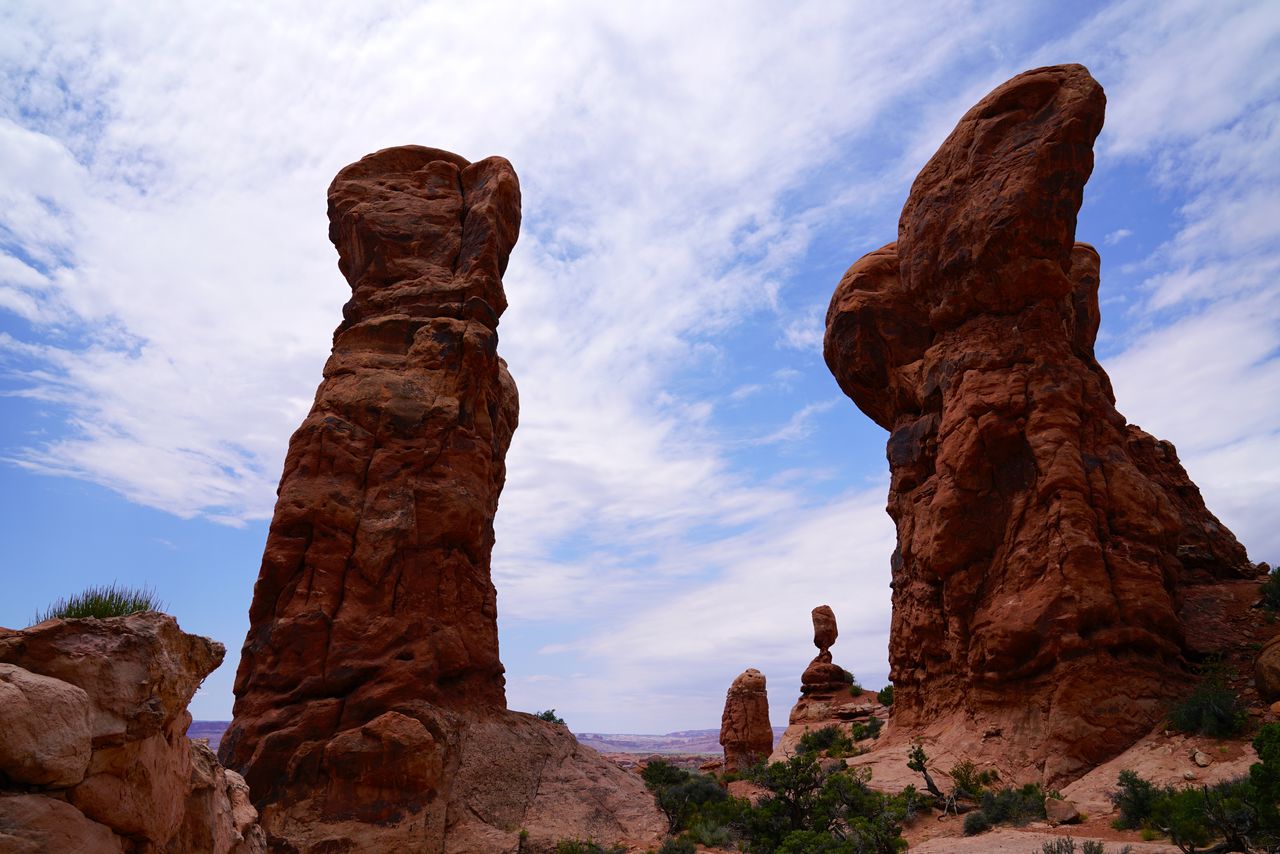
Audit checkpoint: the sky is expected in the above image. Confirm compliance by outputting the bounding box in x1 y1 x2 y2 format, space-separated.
1 0 1278 734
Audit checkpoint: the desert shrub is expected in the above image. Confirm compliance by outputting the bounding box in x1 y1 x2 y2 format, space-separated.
948 760 998 799
656 837 697 854
554 841 625 854
33 582 162 623
640 759 732 834
642 759 689 790
738 755 914 853
1110 769 1168 830
535 708 567 725
1106 734 1280 854
1167 672 1245 738
798 725 855 757
656 774 727 833
877 685 894 706
975 783 1047 827
1262 568 1280 610
1039 838 1075 854
684 815 733 847
962 810 991 836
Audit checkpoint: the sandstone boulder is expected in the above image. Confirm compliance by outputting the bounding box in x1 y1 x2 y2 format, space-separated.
1256 634 1280 702
0 794 123 854
720 668 773 772
823 64 1253 784
0 614 264 853
0 662 92 787
813 605 837 652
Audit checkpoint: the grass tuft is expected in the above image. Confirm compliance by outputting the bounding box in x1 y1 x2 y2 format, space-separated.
32 582 163 624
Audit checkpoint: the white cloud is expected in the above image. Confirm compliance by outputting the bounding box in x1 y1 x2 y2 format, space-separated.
1104 228 1133 245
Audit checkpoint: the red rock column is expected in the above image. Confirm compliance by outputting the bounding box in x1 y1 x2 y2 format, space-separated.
220 147 521 813
720 669 773 772
823 65 1252 782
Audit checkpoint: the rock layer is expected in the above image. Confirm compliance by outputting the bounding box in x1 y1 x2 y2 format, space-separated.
0 613 265 853
823 65 1253 783
221 146 662 852
720 669 773 772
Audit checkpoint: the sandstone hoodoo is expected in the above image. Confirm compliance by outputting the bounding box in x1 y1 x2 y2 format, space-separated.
220 146 661 852
802 604 848 695
822 64 1254 783
720 668 773 772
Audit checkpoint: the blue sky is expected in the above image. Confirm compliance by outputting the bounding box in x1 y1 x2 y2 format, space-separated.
1 0 1278 733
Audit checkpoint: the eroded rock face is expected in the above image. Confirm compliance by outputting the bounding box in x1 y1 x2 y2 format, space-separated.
221 146 662 852
0 613 264 853
720 669 773 772
823 65 1253 783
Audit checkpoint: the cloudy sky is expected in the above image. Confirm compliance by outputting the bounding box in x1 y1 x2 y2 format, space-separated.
2 0 1277 733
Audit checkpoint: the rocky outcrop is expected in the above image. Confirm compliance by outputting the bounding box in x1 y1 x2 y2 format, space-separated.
770 607 888 762
801 604 849 694
220 145 662 852
823 64 1254 783
720 669 773 772
0 612 265 853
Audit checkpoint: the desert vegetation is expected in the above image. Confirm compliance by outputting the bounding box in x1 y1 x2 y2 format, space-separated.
31 582 162 624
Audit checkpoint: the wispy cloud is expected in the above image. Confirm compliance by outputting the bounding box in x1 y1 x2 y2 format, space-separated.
2 0 1277 730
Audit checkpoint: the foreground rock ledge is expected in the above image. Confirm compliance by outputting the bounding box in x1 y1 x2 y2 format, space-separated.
0 612 265 853
221 145 662 853
823 64 1254 784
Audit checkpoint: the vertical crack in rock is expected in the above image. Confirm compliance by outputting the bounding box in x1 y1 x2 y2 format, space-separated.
823 65 1254 784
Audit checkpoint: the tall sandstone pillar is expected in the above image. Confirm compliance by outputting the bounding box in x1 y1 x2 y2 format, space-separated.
823 66 1253 783
221 146 662 853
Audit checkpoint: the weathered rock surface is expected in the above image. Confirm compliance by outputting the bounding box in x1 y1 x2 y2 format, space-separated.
823 64 1253 784
720 668 773 772
800 605 852 695
1257 634 1280 702
0 613 264 853
221 145 662 852
0 662 92 787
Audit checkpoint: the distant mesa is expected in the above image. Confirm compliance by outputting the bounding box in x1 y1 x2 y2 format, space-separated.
823 63 1256 784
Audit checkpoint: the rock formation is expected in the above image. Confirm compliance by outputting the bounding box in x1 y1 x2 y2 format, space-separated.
770 607 887 762
823 64 1254 783
0 612 265 853
801 604 848 694
720 668 773 772
220 145 662 852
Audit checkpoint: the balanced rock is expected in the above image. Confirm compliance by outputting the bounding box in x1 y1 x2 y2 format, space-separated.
812 604 838 652
0 613 264 853
720 669 773 772
801 605 850 694
220 146 662 852
823 64 1252 783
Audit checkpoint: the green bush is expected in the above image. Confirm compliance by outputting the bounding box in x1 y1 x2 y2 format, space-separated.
1167 669 1245 738
535 709 567 725
1261 569 1280 610
656 837 696 854
962 810 991 836
1110 769 1168 830
1106 731 1280 853
640 759 733 835
33 582 162 623
798 725 856 757
977 783 1047 826
877 685 894 706
739 756 917 853
554 841 625 854
948 760 997 799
